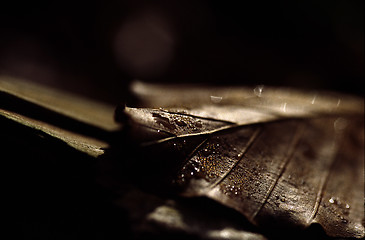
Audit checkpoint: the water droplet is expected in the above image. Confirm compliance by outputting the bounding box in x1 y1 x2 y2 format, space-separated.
334 118 347 131
345 204 350 209
176 120 187 126
281 102 287 112
173 143 177 146
329 197 335 204
253 85 264 97
336 99 341 107
216 144 220 147
195 121 203 128
210 95 223 103
311 94 317 104
190 171 194 176
157 130 161 133
237 153 242 157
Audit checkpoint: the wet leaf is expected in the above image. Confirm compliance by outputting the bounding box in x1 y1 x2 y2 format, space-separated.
1 76 363 238
0 76 269 239
121 81 364 238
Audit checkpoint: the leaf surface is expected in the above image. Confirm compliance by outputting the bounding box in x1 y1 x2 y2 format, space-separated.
0 76 113 157
122 81 364 238
0 76 119 131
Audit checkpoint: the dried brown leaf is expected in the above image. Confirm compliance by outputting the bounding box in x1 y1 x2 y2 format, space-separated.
122 81 364 238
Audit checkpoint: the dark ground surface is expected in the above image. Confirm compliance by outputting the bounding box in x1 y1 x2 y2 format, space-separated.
1 1 363 239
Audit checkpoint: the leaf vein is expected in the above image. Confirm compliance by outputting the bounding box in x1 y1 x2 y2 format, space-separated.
251 122 306 221
209 127 263 189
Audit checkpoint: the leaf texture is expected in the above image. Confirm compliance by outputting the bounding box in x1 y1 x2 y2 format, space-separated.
0 76 119 131
121 81 364 238
1 76 363 238
0 108 108 157
0 76 114 157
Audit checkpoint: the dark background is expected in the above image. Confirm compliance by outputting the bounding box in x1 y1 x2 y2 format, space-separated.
0 0 364 105
1 1 364 239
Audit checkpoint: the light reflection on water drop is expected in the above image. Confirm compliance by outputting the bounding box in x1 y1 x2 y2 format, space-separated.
253 85 264 97
334 117 347 131
210 95 223 103
341 218 348 224
281 102 287 112
311 94 317 104
336 99 341 107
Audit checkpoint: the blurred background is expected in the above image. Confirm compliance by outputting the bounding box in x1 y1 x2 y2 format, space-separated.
1 1 363 239
0 0 363 104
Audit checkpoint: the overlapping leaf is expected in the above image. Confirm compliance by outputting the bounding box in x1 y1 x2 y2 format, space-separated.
0 76 115 156
1 76 363 238
121 81 364 238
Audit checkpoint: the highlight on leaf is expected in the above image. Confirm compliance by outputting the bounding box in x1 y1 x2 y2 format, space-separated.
119 81 364 239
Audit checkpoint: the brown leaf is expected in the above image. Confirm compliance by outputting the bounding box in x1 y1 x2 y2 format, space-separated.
0 76 113 157
0 77 269 239
121 81 364 238
0 76 119 132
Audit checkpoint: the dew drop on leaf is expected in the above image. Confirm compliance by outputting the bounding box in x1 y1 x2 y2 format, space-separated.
253 85 264 97
210 95 223 103
334 118 347 131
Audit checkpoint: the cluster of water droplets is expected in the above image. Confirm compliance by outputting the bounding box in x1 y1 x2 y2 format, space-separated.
176 139 231 185
327 196 351 224
225 184 242 196
274 194 287 203
193 142 223 180
221 166 249 197
152 111 203 134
